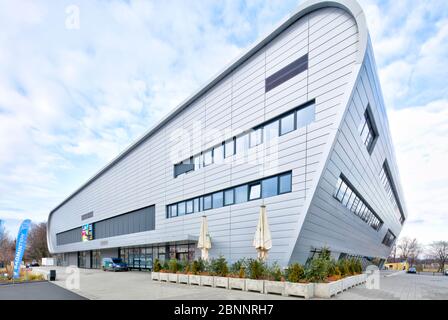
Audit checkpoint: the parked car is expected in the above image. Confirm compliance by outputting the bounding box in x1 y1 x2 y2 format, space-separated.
445 269 448 276
407 267 417 274
102 258 128 272
31 260 39 267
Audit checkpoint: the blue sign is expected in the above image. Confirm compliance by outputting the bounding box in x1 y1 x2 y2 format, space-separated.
13 219 32 279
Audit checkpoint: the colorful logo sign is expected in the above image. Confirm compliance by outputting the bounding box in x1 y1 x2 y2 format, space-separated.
81 224 93 241
13 219 32 279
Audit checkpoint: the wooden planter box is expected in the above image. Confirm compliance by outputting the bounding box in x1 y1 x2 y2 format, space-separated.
189 275 201 286
228 278 246 291
245 279 263 293
178 274 189 284
151 272 160 281
284 282 314 299
200 275 214 287
159 272 169 282
214 277 229 289
168 273 178 283
314 280 343 298
264 280 285 296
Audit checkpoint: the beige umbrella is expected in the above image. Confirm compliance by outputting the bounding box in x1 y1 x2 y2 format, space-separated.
253 205 272 260
197 215 211 260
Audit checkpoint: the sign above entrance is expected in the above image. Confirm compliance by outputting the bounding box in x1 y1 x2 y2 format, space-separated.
82 224 93 241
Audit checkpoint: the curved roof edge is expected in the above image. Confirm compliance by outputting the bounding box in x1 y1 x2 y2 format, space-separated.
47 0 368 247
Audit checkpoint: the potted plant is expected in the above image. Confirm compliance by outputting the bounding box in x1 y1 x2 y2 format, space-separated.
283 263 313 299
211 256 229 289
151 258 161 281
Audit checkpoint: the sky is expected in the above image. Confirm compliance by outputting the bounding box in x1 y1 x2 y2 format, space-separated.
0 0 447 246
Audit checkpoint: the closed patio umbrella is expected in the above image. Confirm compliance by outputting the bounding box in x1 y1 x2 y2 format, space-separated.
253 205 272 260
197 215 211 261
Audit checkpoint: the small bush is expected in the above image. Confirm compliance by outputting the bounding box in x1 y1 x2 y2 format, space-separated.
305 256 331 283
191 259 206 275
247 259 266 280
337 259 351 276
286 263 305 283
210 256 229 277
230 259 246 274
238 266 246 278
267 262 284 281
168 259 178 273
153 259 162 272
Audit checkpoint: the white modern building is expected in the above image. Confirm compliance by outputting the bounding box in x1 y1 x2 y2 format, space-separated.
47 0 407 270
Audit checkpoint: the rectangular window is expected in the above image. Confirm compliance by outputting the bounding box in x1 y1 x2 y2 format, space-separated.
280 113 295 136
178 202 186 216
193 198 200 213
224 189 234 206
263 120 279 142
203 195 212 210
279 173 292 194
359 107 378 153
262 176 278 198
234 185 248 204
193 154 202 170
249 128 263 148
214 144 224 164
249 183 261 200
169 204 177 218
186 200 194 214
296 103 315 129
265 53 308 92
212 191 224 208
224 138 235 158
333 175 383 231
379 161 405 224
203 149 213 167
236 134 249 155
382 229 396 247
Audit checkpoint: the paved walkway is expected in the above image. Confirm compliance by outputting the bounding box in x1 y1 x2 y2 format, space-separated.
0 281 87 300
33 267 296 300
33 267 448 300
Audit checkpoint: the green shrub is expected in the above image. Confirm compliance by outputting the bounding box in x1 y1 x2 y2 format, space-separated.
318 247 332 261
191 259 206 275
266 262 283 281
328 259 341 277
210 256 229 277
153 258 162 272
230 258 246 274
286 263 305 283
162 260 169 271
168 259 178 273
337 259 351 276
247 258 266 280
305 256 331 282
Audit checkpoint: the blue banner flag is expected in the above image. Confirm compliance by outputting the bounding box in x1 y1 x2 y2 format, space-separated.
13 219 32 279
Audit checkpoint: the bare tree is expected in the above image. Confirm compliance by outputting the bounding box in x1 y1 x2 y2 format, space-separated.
0 222 15 266
26 222 50 262
398 237 421 266
428 241 448 272
387 243 398 262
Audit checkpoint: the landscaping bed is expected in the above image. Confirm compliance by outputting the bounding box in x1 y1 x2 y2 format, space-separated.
150 248 367 299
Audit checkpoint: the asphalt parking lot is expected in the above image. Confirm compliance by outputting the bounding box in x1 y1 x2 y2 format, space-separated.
32 267 448 300
0 281 87 300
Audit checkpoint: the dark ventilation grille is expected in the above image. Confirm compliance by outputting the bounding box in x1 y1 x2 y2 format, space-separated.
56 227 82 245
93 205 155 240
265 53 308 92
81 211 94 221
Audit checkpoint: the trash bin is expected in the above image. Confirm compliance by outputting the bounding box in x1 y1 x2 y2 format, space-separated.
49 270 56 281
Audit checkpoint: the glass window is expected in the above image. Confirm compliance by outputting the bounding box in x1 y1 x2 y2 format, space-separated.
169 204 177 218
203 195 212 210
359 110 377 152
186 200 194 214
264 120 279 142
178 202 186 216
236 134 249 155
262 176 278 198
234 185 248 204
249 183 261 200
296 104 315 129
193 198 200 213
280 113 295 135
203 149 213 167
224 189 234 206
193 154 202 170
279 173 292 194
249 128 263 148
214 144 224 164
224 139 235 158
212 191 224 208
